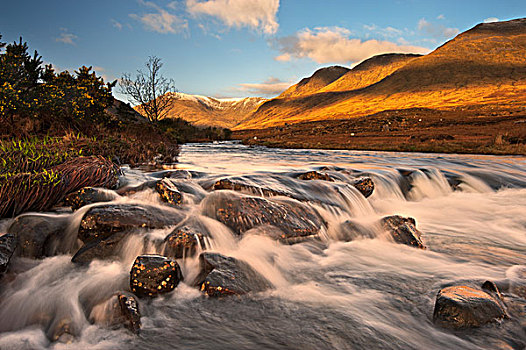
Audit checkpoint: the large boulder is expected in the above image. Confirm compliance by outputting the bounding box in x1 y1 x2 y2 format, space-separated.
0 233 16 274
433 284 508 329
78 203 184 244
7 214 70 258
130 255 183 298
195 252 272 297
155 178 183 206
163 218 209 259
381 215 426 249
201 191 324 242
64 187 119 210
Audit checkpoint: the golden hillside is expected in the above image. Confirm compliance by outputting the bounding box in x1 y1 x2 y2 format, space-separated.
162 93 267 129
279 66 349 98
235 18 526 130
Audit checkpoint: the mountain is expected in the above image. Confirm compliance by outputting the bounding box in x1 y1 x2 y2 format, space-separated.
279 66 350 98
234 18 526 130
162 92 267 129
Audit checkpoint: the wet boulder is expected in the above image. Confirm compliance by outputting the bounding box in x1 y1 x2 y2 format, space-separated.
297 171 333 182
64 187 119 210
202 191 324 241
72 230 129 264
47 317 77 344
211 177 289 197
381 215 426 249
155 178 183 206
90 292 141 334
352 177 374 198
195 252 272 297
130 255 183 298
7 214 70 258
0 233 16 274
163 218 209 259
433 284 508 329
78 203 184 244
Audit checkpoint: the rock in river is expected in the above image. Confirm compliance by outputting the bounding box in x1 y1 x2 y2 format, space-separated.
433 284 508 329
0 233 16 274
297 171 333 182
64 187 119 210
90 292 141 334
78 203 184 244
155 178 183 206
195 252 272 297
202 191 325 241
7 214 70 258
163 217 209 259
351 177 374 198
381 215 426 249
130 255 183 298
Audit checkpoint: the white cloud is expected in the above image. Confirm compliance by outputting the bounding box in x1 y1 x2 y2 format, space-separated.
417 18 459 39
484 17 499 23
131 1 188 34
273 26 429 65
237 77 291 96
55 29 77 45
437 14 445 20
186 0 279 34
111 19 123 30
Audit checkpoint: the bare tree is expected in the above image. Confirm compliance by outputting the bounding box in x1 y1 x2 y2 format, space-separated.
119 56 176 122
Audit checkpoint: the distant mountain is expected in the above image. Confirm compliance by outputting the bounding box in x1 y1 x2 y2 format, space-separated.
162 92 267 129
235 18 526 130
279 66 350 98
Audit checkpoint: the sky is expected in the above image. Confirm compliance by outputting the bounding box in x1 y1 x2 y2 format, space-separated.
1 0 525 101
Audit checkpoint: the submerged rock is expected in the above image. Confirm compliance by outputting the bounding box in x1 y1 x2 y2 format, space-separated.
155 178 183 206
47 317 77 344
195 252 272 297
130 255 183 298
64 187 119 210
381 215 426 249
72 231 129 264
7 214 69 258
297 171 333 182
78 203 184 244
202 191 324 241
352 177 374 198
433 285 508 329
0 233 16 274
163 218 209 259
91 292 141 334
211 178 289 197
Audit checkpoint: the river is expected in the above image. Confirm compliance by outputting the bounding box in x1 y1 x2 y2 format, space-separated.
0 142 525 349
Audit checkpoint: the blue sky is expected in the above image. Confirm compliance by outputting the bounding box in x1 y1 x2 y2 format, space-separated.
1 1 524 100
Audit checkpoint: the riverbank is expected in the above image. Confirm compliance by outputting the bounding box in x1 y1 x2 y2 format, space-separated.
233 106 526 155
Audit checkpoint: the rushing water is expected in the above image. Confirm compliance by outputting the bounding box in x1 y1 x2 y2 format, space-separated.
1 142 526 350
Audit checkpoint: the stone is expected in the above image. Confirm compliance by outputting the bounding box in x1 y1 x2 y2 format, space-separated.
155 178 183 206
7 214 69 258
163 218 208 259
78 203 184 244
130 255 183 298
195 252 272 297
202 191 324 241
64 187 119 210
352 177 375 198
297 171 333 181
381 215 426 249
433 285 508 329
72 230 129 264
0 233 16 274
